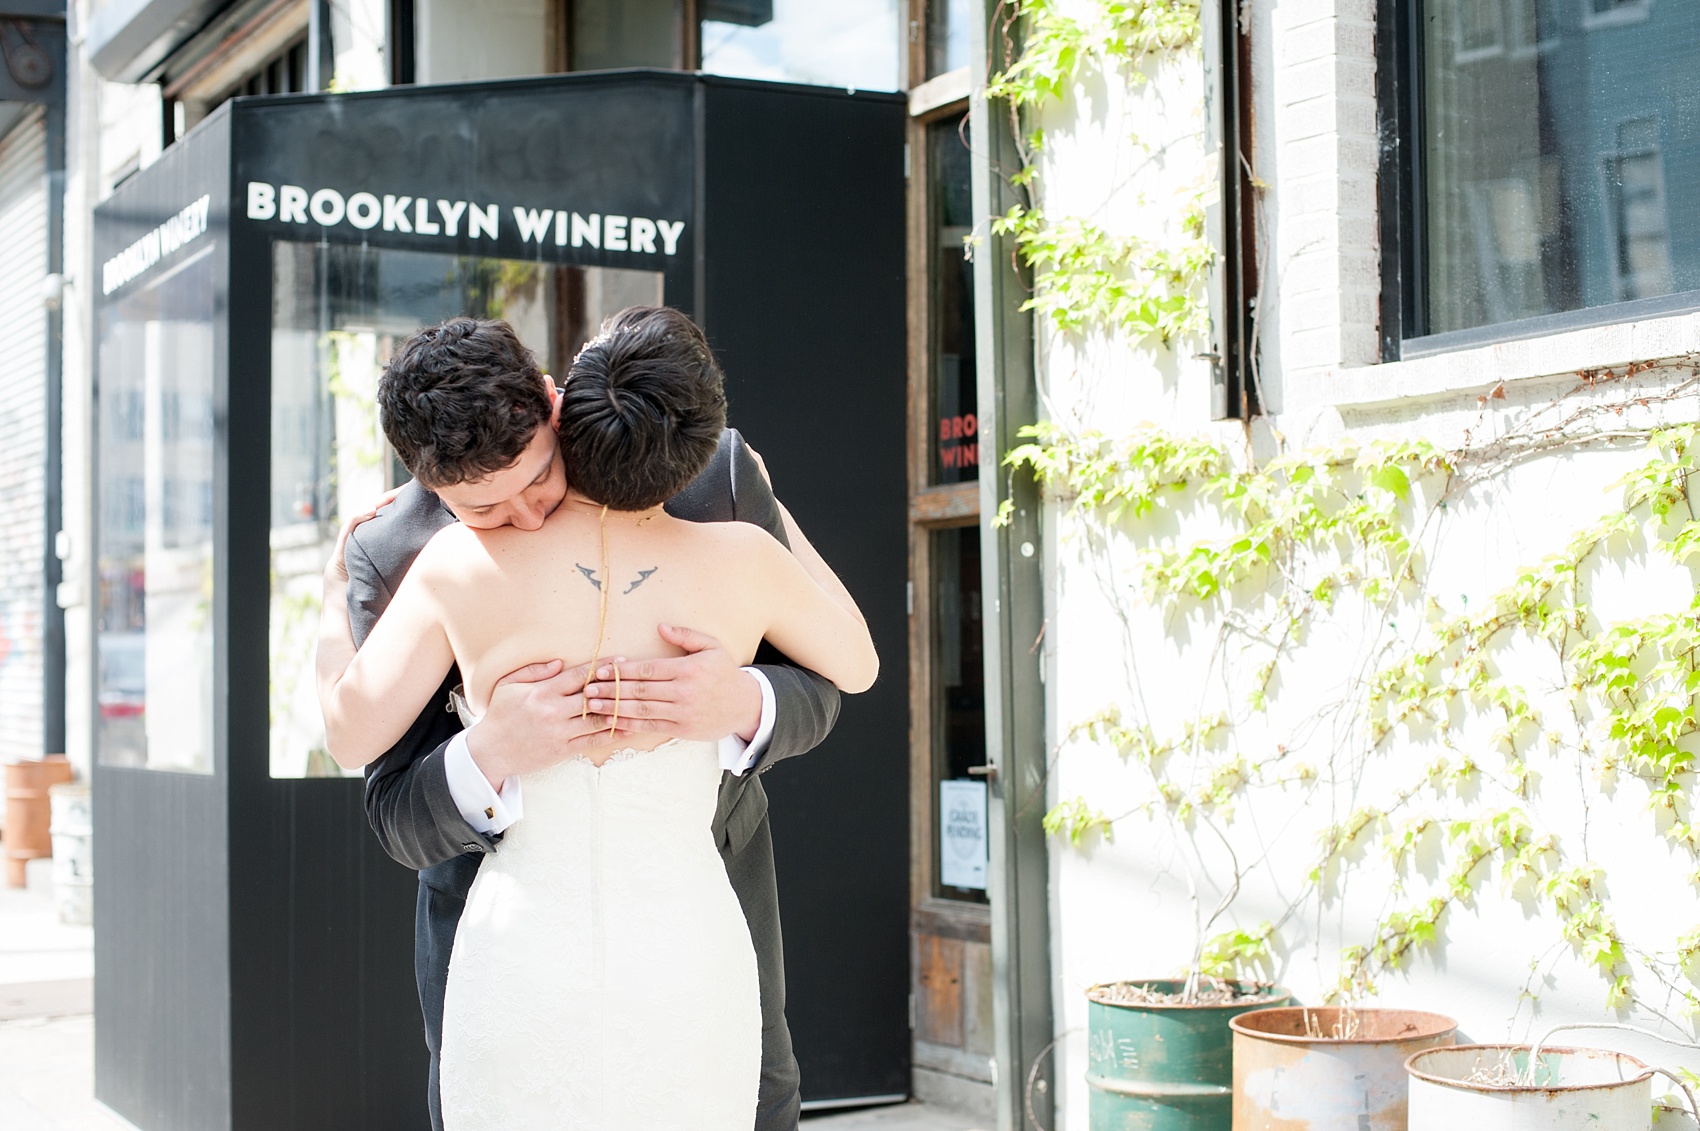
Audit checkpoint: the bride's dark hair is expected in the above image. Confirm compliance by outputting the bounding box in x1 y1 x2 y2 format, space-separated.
558 306 727 511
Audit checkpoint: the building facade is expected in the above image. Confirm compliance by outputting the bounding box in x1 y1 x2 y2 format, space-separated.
0 4 66 771
40 0 1700 1128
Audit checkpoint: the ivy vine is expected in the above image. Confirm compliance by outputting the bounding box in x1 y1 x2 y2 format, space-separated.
986 0 1214 345
1016 360 1700 1020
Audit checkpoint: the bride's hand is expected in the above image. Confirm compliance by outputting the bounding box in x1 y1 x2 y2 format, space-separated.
324 487 404 585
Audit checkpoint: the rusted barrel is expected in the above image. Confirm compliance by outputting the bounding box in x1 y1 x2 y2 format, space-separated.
1231 1007 1456 1130
1407 1044 1655 1130
4 755 75 887
1088 979 1291 1131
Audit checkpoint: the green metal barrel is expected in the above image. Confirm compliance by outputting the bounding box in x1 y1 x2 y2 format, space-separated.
1087 980 1290 1131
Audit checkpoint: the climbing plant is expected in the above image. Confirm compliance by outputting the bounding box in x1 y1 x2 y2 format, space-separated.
985 0 1214 345
1013 360 1700 1019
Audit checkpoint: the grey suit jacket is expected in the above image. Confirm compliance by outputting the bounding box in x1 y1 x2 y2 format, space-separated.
348 428 841 892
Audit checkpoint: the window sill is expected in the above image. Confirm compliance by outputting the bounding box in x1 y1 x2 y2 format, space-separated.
1283 308 1700 417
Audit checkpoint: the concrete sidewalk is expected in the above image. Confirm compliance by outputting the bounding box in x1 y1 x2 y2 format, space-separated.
0 878 128 1130
804 1101 990 1129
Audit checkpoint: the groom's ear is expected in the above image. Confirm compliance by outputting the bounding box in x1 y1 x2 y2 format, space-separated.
546 379 563 433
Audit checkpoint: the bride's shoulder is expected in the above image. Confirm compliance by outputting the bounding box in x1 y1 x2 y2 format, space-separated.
411 521 485 580
683 519 784 557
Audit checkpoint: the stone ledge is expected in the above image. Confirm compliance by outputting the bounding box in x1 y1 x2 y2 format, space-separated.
1282 310 1700 417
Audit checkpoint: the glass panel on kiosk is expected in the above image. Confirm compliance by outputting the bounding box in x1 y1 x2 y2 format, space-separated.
267 239 662 778
700 0 901 91
96 248 218 773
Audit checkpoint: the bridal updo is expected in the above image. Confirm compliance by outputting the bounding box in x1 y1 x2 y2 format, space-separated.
558 306 728 511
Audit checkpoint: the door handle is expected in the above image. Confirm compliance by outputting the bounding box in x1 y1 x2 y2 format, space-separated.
967 764 998 781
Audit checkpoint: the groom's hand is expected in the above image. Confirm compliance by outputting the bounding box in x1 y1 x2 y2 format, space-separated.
463 659 620 789
582 625 763 744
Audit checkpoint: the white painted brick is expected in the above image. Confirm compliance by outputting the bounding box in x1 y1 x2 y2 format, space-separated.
1285 326 1348 370
1284 292 1345 333
1339 250 1382 289
1338 211 1380 250
1334 95 1379 139
1282 256 1345 294
1338 324 1383 366
1284 173 1347 212
1283 133 1345 174
1340 289 1379 325
1281 21 1343 66
1281 57 1344 105
1280 94 1342 142
1279 210 1344 251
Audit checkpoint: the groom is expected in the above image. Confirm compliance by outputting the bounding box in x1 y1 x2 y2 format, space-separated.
345 316 839 1131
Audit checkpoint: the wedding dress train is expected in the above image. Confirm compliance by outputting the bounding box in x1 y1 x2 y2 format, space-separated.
439 738 761 1130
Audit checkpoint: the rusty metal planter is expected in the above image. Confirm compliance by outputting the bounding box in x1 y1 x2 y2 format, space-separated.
1088 980 1290 1131
1230 1007 1456 1130
1406 1044 1657 1131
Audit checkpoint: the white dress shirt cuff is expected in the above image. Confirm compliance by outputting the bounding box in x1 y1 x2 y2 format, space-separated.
718 667 777 776
444 731 524 835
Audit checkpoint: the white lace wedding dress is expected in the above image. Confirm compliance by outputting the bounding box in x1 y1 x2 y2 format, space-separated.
438 738 762 1130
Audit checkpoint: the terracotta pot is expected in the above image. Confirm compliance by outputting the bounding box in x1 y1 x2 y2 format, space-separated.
4 755 74 887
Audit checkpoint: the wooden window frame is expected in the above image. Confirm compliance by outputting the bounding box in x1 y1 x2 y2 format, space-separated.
905 21 986 932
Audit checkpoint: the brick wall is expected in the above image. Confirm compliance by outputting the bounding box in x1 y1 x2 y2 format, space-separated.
1270 0 1382 378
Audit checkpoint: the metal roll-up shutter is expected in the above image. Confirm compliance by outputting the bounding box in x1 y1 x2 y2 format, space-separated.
0 108 49 764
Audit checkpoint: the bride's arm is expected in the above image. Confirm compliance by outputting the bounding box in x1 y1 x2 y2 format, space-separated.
743 530 879 694
317 523 457 769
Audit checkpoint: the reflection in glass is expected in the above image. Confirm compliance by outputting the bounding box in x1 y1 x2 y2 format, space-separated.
268 242 663 777
97 249 217 773
1420 0 1699 336
571 0 677 70
932 524 986 902
927 0 973 78
701 0 900 92
930 115 978 484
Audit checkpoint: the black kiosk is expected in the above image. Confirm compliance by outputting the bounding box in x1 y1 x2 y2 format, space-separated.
91 72 907 1131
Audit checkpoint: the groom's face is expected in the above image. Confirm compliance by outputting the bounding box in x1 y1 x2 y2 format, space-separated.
433 385 568 531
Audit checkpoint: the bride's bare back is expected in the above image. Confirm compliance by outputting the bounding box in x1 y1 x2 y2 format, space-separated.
324 493 875 768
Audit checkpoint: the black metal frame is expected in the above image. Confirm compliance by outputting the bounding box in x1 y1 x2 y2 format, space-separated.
1211 0 1259 419
1376 0 1700 360
386 0 414 85
1375 0 1423 361
969 4 1054 1125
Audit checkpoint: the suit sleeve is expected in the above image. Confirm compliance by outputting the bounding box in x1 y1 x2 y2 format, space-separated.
726 431 844 770
348 529 497 868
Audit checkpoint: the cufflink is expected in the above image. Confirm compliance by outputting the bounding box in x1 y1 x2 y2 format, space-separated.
484 806 495 820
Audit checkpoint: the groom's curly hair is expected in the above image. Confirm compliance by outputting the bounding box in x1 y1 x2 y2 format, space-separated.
378 318 552 488
560 306 727 511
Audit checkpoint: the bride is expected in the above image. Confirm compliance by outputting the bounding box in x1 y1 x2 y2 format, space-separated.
314 306 877 1130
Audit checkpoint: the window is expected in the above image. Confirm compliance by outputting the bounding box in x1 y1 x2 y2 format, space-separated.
931 524 986 901
929 116 978 486
926 0 972 78
166 33 312 142
1386 0 1700 348
699 0 901 91
97 249 218 773
238 38 308 97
